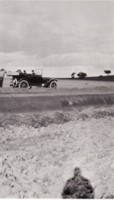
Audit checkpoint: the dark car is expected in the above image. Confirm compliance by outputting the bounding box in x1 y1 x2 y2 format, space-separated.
9 72 58 88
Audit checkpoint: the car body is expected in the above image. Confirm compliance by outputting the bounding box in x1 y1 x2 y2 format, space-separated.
9 72 58 88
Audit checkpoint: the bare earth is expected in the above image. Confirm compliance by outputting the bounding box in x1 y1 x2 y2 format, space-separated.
0 80 114 198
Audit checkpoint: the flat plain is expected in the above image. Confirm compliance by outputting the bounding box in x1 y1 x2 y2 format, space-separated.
0 78 114 198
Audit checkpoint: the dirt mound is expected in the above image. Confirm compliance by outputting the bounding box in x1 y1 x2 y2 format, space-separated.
0 104 114 198
0 112 72 129
1 106 114 129
0 113 114 198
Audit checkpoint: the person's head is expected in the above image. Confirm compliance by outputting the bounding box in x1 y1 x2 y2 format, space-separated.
74 167 81 176
32 70 35 74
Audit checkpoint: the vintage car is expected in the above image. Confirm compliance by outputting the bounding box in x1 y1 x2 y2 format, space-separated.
9 72 58 88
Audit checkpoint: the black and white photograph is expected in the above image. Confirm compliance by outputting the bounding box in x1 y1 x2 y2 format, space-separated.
0 0 114 198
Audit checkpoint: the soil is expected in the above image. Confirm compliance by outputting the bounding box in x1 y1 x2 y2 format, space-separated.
0 106 114 198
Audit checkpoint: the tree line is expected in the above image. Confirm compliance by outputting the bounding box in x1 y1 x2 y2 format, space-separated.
71 70 112 79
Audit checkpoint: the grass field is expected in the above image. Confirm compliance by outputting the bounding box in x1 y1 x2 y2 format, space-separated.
0 78 114 198
2 75 114 89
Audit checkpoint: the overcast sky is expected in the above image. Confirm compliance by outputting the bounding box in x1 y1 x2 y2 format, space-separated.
0 0 114 77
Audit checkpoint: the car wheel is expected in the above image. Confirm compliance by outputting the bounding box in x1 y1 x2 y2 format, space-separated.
19 80 29 88
50 81 57 88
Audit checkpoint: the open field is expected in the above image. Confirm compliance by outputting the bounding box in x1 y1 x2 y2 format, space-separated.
2 75 114 90
0 79 114 198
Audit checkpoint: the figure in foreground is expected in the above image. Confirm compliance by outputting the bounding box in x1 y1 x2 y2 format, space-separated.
62 167 94 199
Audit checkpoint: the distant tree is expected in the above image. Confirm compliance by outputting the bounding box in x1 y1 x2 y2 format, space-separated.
71 72 75 79
77 72 87 79
104 70 111 75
